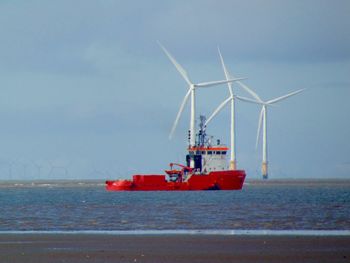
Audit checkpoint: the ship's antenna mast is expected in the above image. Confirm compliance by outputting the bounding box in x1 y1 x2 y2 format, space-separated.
198 115 207 147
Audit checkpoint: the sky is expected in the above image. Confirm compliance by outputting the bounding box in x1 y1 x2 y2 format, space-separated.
0 0 349 180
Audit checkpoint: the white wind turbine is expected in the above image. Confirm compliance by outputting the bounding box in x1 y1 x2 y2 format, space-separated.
158 42 245 149
236 84 304 179
205 47 239 170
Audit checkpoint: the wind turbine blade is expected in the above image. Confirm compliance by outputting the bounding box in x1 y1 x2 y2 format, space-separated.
237 82 263 103
196 77 246 88
169 88 192 139
256 107 264 149
158 41 192 86
217 47 233 96
235 95 265 105
205 97 232 126
266 89 304 104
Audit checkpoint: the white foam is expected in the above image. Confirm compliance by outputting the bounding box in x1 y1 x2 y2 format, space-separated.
0 229 350 236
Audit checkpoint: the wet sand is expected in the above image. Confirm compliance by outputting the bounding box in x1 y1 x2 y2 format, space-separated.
0 234 349 263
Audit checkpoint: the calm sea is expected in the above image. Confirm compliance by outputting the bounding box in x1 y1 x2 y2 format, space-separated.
0 180 349 231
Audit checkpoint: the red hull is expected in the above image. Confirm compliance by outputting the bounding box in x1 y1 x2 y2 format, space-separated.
105 170 246 191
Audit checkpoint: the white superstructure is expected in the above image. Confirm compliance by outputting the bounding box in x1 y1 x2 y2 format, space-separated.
186 116 229 174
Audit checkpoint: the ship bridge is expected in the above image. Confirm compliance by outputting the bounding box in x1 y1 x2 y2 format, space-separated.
186 116 229 174
187 145 229 174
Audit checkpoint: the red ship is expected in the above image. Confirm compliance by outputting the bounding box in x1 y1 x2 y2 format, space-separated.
106 116 246 191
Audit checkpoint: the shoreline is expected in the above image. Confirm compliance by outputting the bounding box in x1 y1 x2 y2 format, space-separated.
1 229 350 236
1 233 349 263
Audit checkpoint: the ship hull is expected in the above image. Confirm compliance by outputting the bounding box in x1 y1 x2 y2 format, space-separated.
105 170 246 191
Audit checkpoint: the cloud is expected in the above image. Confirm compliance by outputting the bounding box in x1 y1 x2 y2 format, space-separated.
1 0 349 74
149 0 350 62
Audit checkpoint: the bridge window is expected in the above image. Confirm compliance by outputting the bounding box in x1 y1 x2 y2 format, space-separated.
222 151 227 155
201 151 206 154
216 151 220 155
208 151 212 155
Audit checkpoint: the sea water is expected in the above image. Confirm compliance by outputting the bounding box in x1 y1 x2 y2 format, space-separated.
0 181 349 231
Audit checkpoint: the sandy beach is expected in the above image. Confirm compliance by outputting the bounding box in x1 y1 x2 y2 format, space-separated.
0 234 349 263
